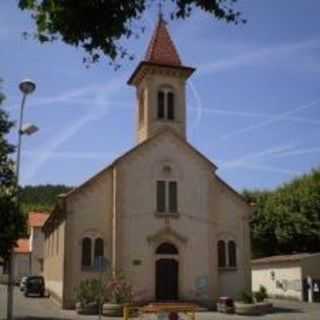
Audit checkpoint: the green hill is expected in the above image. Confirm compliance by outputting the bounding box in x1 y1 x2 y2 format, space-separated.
20 184 73 215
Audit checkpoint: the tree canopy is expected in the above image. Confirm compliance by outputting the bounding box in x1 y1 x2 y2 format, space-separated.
18 0 245 66
243 168 320 258
0 82 25 260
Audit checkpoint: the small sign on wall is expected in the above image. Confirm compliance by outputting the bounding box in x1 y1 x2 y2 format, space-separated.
132 259 142 266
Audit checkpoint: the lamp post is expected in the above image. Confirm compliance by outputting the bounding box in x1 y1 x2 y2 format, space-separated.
7 79 37 320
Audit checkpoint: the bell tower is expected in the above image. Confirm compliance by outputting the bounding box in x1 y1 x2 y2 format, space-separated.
128 16 195 144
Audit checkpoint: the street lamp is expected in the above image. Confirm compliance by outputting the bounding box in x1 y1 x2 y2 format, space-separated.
16 79 37 182
7 79 38 320
19 79 36 95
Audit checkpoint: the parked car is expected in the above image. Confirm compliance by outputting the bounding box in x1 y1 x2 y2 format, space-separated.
19 276 28 292
24 276 45 297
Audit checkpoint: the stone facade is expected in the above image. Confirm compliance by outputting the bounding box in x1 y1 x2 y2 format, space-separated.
43 17 252 309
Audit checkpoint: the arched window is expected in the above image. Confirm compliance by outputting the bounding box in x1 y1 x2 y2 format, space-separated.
94 238 104 259
156 242 178 254
81 237 92 267
218 240 226 268
158 91 165 119
228 241 237 267
167 92 175 120
157 88 175 120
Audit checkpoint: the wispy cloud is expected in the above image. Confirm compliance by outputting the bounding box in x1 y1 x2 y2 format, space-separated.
189 105 320 126
221 97 320 140
22 76 126 183
270 147 320 158
219 143 320 176
220 144 297 169
24 150 117 160
10 83 129 111
198 38 320 74
234 163 302 176
188 80 204 133
219 144 303 176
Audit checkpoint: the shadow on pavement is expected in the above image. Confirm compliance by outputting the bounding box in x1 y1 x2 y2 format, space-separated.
272 306 303 314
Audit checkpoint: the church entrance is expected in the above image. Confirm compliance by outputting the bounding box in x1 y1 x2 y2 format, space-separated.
155 243 179 301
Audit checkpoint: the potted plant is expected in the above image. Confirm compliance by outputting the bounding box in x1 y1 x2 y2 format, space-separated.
102 274 133 317
234 290 260 315
235 286 273 315
254 286 273 314
75 279 103 315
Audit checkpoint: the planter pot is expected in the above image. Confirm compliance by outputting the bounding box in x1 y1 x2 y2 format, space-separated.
234 302 261 316
102 303 123 317
75 302 99 315
256 302 273 314
235 302 273 316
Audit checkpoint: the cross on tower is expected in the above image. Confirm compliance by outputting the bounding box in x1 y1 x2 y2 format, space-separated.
158 1 163 20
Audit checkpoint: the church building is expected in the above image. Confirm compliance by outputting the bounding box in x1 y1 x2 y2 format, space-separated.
43 17 252 309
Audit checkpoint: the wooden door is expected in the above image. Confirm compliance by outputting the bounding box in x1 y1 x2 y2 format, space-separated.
156 259 178 301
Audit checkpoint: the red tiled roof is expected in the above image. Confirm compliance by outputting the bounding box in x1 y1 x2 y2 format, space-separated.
252 253 320 265
14 239 30 254
28 212 49 228
144 17 182 66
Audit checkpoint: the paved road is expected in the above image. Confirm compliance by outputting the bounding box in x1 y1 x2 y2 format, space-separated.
1 284 320 319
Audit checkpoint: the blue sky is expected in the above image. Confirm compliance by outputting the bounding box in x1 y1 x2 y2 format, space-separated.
1 1 320 191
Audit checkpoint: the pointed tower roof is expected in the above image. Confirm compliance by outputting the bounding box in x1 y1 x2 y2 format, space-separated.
128 16 195 86
144 17 182 66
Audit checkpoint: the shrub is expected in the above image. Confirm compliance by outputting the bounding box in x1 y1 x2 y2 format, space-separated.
75 279 104 306
240 290 254 304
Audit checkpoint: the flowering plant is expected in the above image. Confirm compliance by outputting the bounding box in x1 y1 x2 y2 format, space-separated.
106 274 133 304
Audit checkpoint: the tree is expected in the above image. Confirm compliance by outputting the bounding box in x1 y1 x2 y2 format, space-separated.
243 169 320 258
0 82 25 260
18 0 245 66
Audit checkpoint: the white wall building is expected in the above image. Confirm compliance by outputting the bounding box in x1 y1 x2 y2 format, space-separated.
252 253 320 302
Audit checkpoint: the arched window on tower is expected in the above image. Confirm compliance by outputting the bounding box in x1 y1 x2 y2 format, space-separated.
158 91 165 119
217 240 226 268
81 237 92 268
167 92 175 120
228 240 237 267
157 87 175 120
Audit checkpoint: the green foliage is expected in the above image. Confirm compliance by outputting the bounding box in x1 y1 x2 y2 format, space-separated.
20 184 72 215
0 80 25 260
75 279 104 306
240 290 254 304
254 285 268 303
243 168 320 258
18 0 245 66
